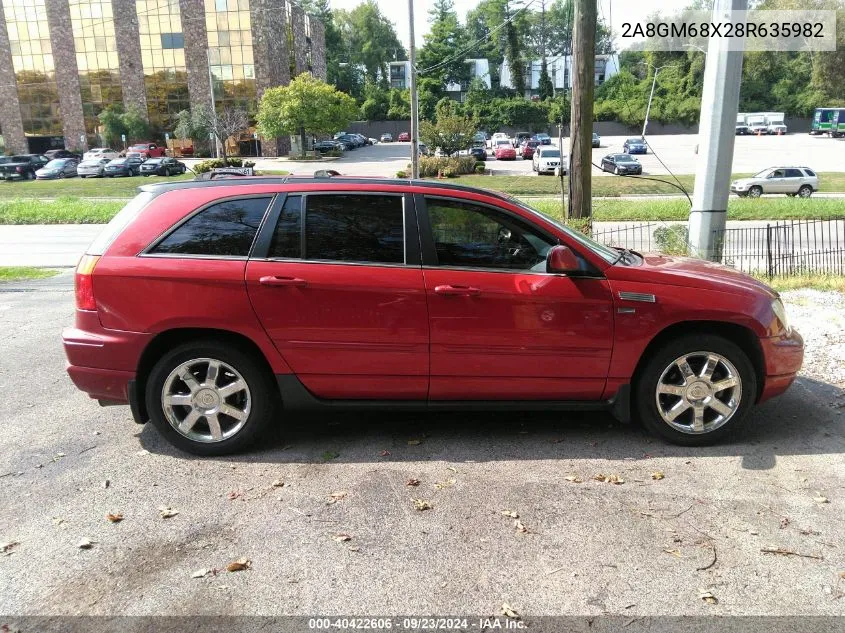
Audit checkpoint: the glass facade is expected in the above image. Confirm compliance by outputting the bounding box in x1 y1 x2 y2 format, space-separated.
205 0 256 112
69 0 123 135
3 0 62 136
137 0 189 132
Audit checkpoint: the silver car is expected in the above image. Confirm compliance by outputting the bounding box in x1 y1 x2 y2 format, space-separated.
731 166 818 198
76 158 111 178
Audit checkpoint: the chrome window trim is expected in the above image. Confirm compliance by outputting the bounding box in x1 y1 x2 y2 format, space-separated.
422 264 604 279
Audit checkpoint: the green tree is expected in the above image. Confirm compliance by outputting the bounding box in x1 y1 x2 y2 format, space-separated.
418 0 471 89
360 80 390 120
122 106 150 142
419 107 477 156
97 105 127 147
257 73 359 158
334 0 406 84
387 89 411 120
538 58 554 100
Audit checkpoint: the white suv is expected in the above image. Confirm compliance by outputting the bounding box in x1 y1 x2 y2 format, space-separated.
730 167 818 198
83 147 119 161
532 145 567 175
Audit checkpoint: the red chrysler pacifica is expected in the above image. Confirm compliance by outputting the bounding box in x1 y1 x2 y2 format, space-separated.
63 178 804 455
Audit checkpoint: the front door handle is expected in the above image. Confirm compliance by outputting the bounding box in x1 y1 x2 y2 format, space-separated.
259 275 308 287
434 284 481 297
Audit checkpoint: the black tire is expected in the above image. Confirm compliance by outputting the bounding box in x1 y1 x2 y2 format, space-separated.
634 334 757 446
748 186 763 198
145 339 278 456
798 185 812 198
27 171 36 180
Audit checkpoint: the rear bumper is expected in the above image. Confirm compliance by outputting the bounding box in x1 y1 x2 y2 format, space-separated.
66 364 134 402
759 328 804 403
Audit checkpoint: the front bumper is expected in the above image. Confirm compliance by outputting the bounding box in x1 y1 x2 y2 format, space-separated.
758 328 804 402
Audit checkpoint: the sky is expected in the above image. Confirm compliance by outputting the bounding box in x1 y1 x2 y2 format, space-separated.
328 0 690 50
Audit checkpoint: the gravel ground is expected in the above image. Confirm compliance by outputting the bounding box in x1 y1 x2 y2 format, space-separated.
0 285 843 620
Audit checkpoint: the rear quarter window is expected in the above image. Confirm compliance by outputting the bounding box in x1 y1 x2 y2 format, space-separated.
150 196 272 257
803 168 816 177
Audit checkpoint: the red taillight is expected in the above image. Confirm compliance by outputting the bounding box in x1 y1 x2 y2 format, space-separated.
75 255 100 311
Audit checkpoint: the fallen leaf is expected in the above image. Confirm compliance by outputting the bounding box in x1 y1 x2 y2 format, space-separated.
564 476 583 483
412 498 432 511
699 591 718 605
348 545 361 552
514 519 530 533
839 571 845 580
321 450 339 461
814 495 830 504
663 548 681 557
192 568 210 579
226 558 251 572
406 478 421 487
433 478 456 490
227 491 242 500
106 513 123 523
407 439 422 446
651 471 665 480
333 533 352 542
501 510 519 518
326 491 348 505
77 538 94 550
594 474 625 484
500 602 520 619
136 449 150 456
53 453 66 461
378 449 391 457
271 479 285 488
52 517 65 526
1 541 19 555
780 517 790 529
158 507 179 519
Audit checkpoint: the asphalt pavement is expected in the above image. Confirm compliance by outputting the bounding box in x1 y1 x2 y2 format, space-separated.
0 284 843 618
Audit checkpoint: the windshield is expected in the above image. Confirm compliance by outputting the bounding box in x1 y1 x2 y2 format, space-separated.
752 169 771 178
45 159 66 168
80 160 101 166
626 138 642 144
110 159 126 165
541 149 560 158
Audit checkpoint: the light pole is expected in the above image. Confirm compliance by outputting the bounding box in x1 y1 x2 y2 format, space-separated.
641 62 675 139
408 0 419 179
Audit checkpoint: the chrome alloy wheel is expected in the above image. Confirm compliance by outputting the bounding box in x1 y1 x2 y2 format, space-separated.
161 358 251 443
655 352 742 435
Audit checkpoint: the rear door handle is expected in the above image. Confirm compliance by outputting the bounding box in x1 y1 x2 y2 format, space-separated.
259 275 308 287
434 284 481 297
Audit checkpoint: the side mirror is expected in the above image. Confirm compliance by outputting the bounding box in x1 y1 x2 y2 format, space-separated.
547 245 580 273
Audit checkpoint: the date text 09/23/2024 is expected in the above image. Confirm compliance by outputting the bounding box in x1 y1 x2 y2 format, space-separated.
308 618 526 630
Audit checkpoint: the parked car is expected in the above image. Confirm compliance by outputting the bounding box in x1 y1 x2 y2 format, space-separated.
418 143 430 156
600 153 643 175
473 132 488 148
77 158 112 178
62 177 803 455
398 132 410 142
520 140 539 160
380 133 393 143
730 167 818 198
490 132 510 149
0 154 49 180
623 138 647 154
513 132 532 148
533 145 566 175
351 133 370 146
470 147 487 161
314 140 343 153
44 149 81 160
125 152 147 161
140 157 187 177
83 147 120 161
35 157 80 179
592 132 601 148
103 156 143 177
532 132 551 145
128 143 166 159
494 140 516 160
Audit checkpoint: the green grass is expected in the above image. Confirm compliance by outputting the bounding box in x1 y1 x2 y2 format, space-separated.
438 172 845 197
752 273 845 293
0 197 124 224
0 267 59 282
529 197 845 222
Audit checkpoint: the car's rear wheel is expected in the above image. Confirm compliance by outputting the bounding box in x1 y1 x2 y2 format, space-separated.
748 186 763 198
798 185 813 198
634 334 756 446
146 340 277 455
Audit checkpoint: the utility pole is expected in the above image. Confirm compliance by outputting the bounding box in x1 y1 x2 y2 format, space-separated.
408 0 420 179
641 63 675 139
688 0 747 261
568 0 596 220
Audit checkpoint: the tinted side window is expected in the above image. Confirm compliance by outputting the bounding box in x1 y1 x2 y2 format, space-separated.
269 195 303 258
784 169 803 178
803 168 816 177
425 198 554 271
304 194 404 264
152 196 271 256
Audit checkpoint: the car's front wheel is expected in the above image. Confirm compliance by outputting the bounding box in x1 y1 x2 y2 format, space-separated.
747 186 763 198
145 340 278 455
634 334 756 446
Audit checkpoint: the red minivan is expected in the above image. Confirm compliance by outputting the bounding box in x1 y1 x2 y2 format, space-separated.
63 178 803 455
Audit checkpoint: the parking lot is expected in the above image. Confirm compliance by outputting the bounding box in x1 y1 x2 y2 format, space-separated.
273 133 845 178
0 278 843 617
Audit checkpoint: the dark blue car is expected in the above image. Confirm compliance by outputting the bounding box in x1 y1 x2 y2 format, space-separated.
623 137 647 154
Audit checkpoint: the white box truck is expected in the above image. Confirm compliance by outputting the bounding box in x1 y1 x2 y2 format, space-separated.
763 112 787 135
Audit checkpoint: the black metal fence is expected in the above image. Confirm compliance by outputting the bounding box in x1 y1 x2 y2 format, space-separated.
590 219 845 277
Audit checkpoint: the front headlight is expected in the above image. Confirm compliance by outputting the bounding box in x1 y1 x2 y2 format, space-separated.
771 298 791 333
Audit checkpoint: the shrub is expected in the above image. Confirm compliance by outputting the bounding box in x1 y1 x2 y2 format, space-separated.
654 224 690 255
474 162 486 174
193 158 256 173
418 155 477 178
396 170 407 178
